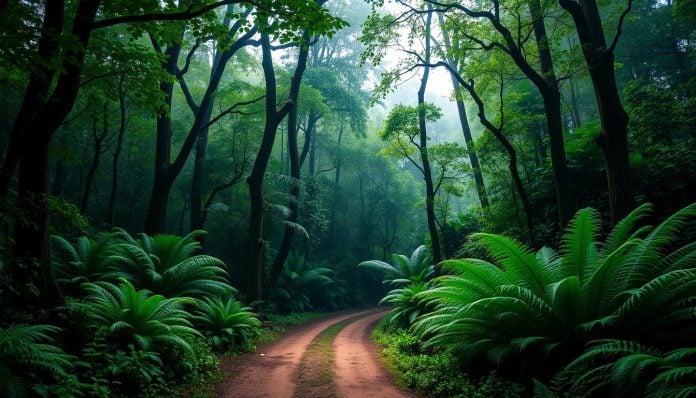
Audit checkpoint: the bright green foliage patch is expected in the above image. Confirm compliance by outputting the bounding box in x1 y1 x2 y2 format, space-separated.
193 297 261 353
412 204 696 395
372 324 526 397
82 278 200 353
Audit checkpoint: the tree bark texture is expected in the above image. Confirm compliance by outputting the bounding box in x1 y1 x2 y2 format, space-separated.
559 0 634 224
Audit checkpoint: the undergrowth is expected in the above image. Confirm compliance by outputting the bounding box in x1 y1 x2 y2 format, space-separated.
371 320 527 398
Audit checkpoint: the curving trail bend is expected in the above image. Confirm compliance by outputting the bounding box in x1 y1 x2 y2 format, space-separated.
333 310 413 398
216 308 413 398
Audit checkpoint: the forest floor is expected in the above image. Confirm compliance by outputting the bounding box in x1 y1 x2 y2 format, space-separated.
215 308 415 398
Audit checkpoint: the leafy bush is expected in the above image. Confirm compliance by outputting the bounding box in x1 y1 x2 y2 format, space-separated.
414 203 696 378
193 297 261 353
359 245 434 286
158 336 219 388
78 340 167 397
82 278 200 353
108 229 234 298
0 324 73 398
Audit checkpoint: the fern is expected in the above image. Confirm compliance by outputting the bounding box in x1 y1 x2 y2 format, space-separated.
106 229 234 299
193 297 261 353
82 279 200 353
560 340 696 397
359 245 435 286
0 324 74 398
414 203 696 381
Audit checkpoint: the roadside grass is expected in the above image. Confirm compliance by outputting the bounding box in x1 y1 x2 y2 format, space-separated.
371 320 527 398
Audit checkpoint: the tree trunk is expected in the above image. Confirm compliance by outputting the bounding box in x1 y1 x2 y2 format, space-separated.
300 112 319 168
559 0 634 224
144 42 181 235
80 103 109 213
11 0 100 309
0 0 64 196
269 104 302 286
189 102 214 231
435 61 535 241
437 14 489 209
529 0 575 227
326 122 344 251
418 7 443 265
189 14 256 231
107 78 127 226
244 30 309 301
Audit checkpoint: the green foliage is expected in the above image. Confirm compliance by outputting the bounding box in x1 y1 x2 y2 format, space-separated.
158 336 219 388
380 282 431 328
557 340 696 397
0 324 73 398
359 245 434 286
379 103 442 143
272 252 338 312
76 341 168 397
373 326 526 397
193 297 261 353
108 229 234 298
51 233 121 292
414 204 696 378
82 278 200 353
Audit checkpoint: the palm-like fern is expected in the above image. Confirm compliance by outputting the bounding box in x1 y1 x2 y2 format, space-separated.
82 279 200 353
0 324 73 398
193 297 261 353
273 252 336 312
413 203 696 375
558 340 696 397
107 229 234 298
51 232 122 290
380 282 431 328
359 245 434 286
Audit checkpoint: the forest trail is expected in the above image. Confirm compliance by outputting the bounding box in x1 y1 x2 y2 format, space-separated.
216 308 413 398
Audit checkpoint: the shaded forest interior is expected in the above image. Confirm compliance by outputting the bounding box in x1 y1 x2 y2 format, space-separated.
0 0 695 396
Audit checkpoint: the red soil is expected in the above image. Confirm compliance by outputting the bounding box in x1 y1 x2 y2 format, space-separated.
215 309 413 398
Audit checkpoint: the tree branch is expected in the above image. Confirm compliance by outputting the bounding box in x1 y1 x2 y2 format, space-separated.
608 0 634 54
177 75 199 113
92 0 248 29
198 95 266 131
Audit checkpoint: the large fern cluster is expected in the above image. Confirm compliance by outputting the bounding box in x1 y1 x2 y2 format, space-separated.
413 203 695 395
52 229 234 299
82 278 200 353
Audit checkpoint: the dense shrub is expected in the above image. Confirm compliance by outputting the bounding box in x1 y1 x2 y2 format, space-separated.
413 203 695 391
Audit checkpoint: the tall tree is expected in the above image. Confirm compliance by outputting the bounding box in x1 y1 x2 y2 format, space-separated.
244 30 309 301
557 0 635 224
2 0 277 308
430 0 575 227
435 14 489 209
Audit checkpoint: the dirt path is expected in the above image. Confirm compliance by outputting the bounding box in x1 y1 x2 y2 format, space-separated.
215 308 412 398
333 311 413 398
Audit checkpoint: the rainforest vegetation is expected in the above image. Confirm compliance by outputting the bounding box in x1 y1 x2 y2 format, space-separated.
0 0 694 396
